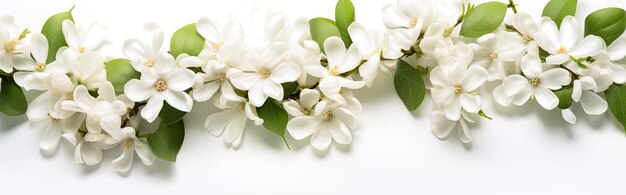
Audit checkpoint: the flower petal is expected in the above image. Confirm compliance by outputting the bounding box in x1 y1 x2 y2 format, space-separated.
124 79 154 102
431 110 456 139
323 37 346 68
561 108 577 124
165 69 195 92
143 22 163 54
287 116 320 140
329 119 352 145
539 68 571 90
462 65 487 92
569 35 605 58
134 140 156 166
311 125 332 150
163 90 193 112
534 86 559 110
40 122 62 154
111 148 134 174
141 95 164 123
580 91 608 115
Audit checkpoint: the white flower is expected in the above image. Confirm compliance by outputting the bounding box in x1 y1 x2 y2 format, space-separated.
196 16 243 62
283 89 320 117
62 20 106 55
124 53 195 122
74 134 103 166
470 31 526 81
430 109 477 144
190 60 240 104
430 57 487 121
111 127 155 174
36 113 84 155
590 34 626 84
286 99 357 150
348 22 403 87
534 16 604 73
0 15 30 73
229 42 301 107
122 22 165 72
205 99 263 148
419 23 457 60
561 76 608 124
500 54 571 110
26 73 77 120
305 37 365 104
382 0 465 32
14 33 68 91
511 12 538 46
288 40 322 85
61 82 134 141
56 51 107 90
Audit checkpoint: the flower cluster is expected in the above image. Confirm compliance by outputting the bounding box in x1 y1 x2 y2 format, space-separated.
1 0 626 174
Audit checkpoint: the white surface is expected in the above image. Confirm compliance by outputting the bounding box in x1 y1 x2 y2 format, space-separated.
2 0 626 194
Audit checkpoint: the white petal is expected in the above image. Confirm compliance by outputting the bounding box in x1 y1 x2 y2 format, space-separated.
286 116 320 140
570 35 605 58
461 65 487 92
163 90 193 112
323 37 346 68
192 82 220 102
382 5 412 28
608 35 626 61
493 84 513 106
558 16 580 50
111 148 134 174
61 20 80 49
299 89 320 110
30 33 49 63
311 125 332 150
444 98 461 121
196 17 221 44
521 54 542 77
134 140 156 166
224 114 247 147
503 75 530 97
248 82 269 107
539 68 571 90
40 122 62 154
431 110 456 139
165 69 195 91
534 86 559 110
460 94 481 113
143 22 163 54
329 119 352 145
205 108 236 136
141 95 164 123
269 61 301 84
561 109 577 124
262 79 283 101
580 91 608 115
124 79 154 102
80 142 103 166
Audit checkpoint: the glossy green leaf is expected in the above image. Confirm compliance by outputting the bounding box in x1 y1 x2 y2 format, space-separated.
0 77 27 116
605 84 626 132
309 18 341 53
170 23 205 58
394 60 425 111
282 81 299 100
542 0 577 27
147 120 185 162
105 58 140 93
585 7 626 45
41 6 74 63
554 85 574 109
257 99 290 147
460 2 507 38
335 0 355 47
159 103 186 125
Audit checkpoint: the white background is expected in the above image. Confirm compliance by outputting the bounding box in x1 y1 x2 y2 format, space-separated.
2 0 626 194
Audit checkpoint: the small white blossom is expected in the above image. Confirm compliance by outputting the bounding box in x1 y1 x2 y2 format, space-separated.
205 98 263 148
122 22 165 72
430 109 477 144
62 20 107 55
0 15 30 73
111 127 155 174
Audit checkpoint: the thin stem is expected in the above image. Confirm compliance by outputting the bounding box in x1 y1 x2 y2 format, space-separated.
508 0 518 14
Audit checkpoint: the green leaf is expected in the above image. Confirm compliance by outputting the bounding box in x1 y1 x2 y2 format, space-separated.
542 0 577 27
282 81 299 100
257 99 290 148
478 110 493 120
605 84 626 132
147 120 185 162
585 7 626 45
459 2 507 38
0 77 28 116
170 23 205 58
105 58 140 93
394 60 425 111
335 0 355 47
554 85 574 109
309 18 341 53
159 103 186 125
41 5 74 64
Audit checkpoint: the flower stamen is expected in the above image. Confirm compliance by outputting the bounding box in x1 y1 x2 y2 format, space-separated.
4 40 17 53
123 139 134 150
522 35 533 44
322 111 333 121
212 43 222 51
556 47 567 54
216 73 226 82
35 62 46 72
155 80 167 91
409 17 418 27
144 59 155 67
330 66 340 76
79 47 87 54
302 108 310 116
490 53 498 61
529 77 540 87
260 68 271 78
454 86 463 94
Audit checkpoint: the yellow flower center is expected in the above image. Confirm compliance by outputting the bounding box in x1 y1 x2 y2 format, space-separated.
556 47 567 54
522 35 533 44
330 66 340 76
454 86 463 94
212 43 222 51
260 68 271 78
216 72 226 82
144 59 155 67
490 53 498 61
4 40 17 53
35 62 46 72
50 117 59 123
79 47 87 54
155 80 167 91
123 139 134 150
529 77 540 87
302 108 310 116
409 17 418 27
322 111 333 121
